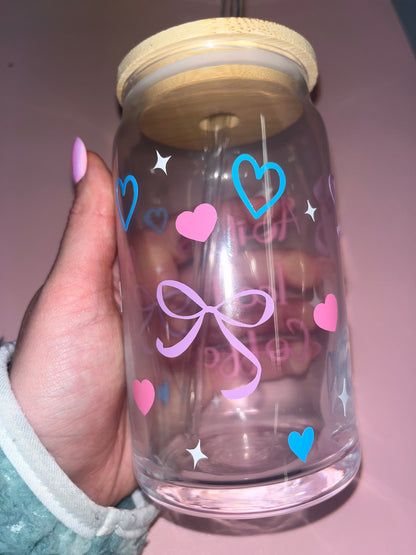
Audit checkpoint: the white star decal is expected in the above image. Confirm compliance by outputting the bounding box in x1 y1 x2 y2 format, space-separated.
152 150 171 175
338 378 349 417
186 440 208 469
305 200 317 222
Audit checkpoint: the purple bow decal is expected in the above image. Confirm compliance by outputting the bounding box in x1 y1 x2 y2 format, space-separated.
156 280 275 400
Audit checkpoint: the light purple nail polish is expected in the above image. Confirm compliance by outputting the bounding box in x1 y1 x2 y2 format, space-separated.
72 137 87 183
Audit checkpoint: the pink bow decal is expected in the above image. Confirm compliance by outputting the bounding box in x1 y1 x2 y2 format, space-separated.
156 280 275 400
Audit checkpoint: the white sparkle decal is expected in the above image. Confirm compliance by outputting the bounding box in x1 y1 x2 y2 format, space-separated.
305 200 317 221
338 378 349 417
186 440 208 469
152 150 171 175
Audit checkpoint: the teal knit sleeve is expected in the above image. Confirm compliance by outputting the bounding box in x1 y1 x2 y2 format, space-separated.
0 449 148 554
0 342 158 555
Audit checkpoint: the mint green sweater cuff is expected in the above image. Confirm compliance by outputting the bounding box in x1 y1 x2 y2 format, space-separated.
0 448 149 554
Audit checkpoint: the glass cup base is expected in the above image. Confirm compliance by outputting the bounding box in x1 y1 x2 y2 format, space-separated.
138 441 361 519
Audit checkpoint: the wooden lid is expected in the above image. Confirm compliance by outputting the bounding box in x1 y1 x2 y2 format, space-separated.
136 65 305 149
117 18 318 104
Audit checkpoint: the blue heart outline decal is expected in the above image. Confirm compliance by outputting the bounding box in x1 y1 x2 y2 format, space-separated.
288 426 314 462
232 154 286 219
157 380 170 404
116 175 138 231
144 207 168 234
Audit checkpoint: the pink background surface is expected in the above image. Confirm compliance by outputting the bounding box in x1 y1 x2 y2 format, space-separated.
1 1 415 553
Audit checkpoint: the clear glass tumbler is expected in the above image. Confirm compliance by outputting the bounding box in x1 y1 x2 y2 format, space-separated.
113 17 361 518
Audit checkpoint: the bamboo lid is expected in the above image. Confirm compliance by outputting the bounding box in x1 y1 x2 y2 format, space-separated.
117 18 318 104
116 18 318 149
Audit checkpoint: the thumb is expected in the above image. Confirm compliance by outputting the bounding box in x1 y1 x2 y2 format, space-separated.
51 140 116 289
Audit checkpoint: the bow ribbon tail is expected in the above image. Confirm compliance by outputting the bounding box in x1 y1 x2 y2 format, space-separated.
215 316 262 400
156 315 204 358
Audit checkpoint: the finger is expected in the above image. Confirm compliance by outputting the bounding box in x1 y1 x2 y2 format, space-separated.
176 249 324 317
12 145 120 409
202 337 321 397
133 230 179 299
131 194 294 301
132 216 194 298
237 249 332 290
150 230 329 297
156 251 321 346
51 149 116 292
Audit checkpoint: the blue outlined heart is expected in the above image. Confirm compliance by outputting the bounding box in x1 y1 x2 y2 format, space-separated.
232 154 286 219
144 207 168 234
288 427 314 462
116 175 138 231
157 380 170 404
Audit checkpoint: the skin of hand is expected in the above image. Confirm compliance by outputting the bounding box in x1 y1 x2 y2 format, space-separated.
9 152 136 507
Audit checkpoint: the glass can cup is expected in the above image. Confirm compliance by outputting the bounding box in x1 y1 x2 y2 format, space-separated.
113 18 361 518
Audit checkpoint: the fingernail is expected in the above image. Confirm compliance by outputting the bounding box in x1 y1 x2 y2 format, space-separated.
72 137 87 183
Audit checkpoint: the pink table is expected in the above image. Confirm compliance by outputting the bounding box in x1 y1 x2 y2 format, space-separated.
1 1 415 553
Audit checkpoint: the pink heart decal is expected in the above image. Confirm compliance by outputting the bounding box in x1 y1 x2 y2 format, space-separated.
132 379 155 415
175 203 217 242
313 294 338 332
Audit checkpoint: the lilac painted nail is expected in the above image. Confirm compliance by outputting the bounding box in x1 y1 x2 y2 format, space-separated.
72 137 87 183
